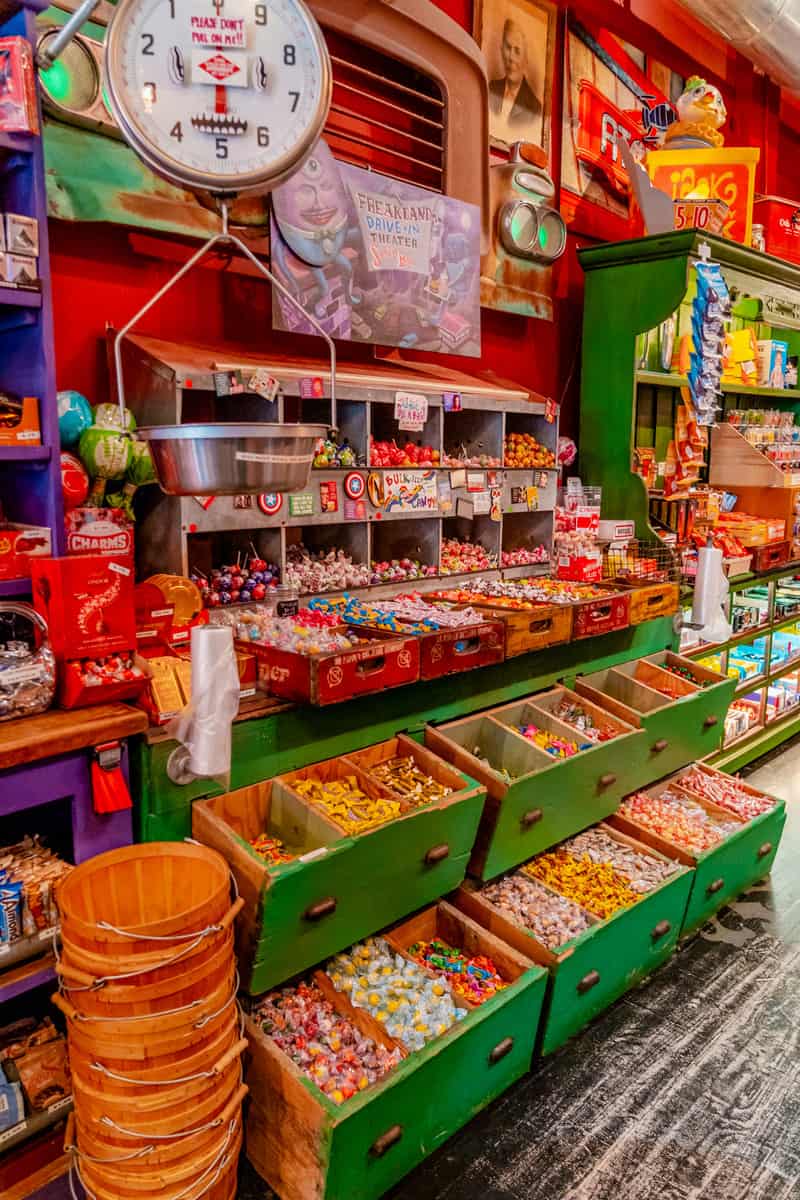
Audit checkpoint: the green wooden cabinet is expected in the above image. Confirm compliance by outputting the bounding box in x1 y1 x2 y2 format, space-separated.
192 749 485 994
458 828 693 1055
245 903 548 1200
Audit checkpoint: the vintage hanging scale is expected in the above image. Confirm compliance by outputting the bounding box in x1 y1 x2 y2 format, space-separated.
103 0 336 495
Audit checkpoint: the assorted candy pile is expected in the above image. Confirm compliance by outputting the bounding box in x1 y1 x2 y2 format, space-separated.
285 545 372 594
192 555 280 609
293 775 409 834
368 755 453 804
327 938 468 1051
373 595 484 629
471 744 515 784
406 938 507 1006
679 767 776 821
524 850 640 920
248 833 295 868
311 593 484 635
642 673 687 700
503 432 556 469
619 789 741 854
482 874 592 949
313 434 361 469
565 829 680 894
663 661 706 688
440 538 495 575
436 578 608 608
552 697 619 743
74 654 145 690
254 981 402 1105
369 438 440 468
0 837 71 946
440 448 501 469
230 609 357 656
518 723 590 759
370 558 438 586
500 546 550 569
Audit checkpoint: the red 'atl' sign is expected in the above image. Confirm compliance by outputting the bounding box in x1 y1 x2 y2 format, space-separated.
198 54 240 81
575 79 660 195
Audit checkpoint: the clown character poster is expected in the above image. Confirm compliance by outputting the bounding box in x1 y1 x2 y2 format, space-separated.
270 141 482 357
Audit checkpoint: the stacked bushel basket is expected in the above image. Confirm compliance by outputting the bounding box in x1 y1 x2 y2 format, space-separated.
52 843 247 1199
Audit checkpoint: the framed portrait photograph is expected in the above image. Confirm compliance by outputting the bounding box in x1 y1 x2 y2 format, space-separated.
475 0 557 154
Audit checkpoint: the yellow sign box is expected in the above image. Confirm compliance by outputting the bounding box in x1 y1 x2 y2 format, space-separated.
646 146 760 246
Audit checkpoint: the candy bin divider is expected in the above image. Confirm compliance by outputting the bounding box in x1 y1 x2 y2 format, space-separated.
274 758 409 834
633 659 699 698
578 669 672 715
655 650 732 688
345 733 473 799
572 678 645 727
425 715 553 799
311 969 412 1055
526 685 639 738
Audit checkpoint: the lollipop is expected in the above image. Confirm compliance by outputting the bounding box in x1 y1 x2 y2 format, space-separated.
93 403 136 433
60 451 90 511
57 390 93 448
107 441 158 519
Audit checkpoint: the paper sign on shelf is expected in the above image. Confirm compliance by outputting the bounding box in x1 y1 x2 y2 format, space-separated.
289 492 315 517
382 470 438 513
449 469 466 490
467 471 486 493
472 492 491 515
394 391 428 432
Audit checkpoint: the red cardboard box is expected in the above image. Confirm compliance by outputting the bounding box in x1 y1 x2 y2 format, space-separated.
0 396 40 447
0 37 39 135
31 555 136 659
59 655 148 710
753 195 800 265
0 523 51 581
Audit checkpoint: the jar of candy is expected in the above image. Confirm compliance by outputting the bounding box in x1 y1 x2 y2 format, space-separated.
267 584 299 619
0 603 56 722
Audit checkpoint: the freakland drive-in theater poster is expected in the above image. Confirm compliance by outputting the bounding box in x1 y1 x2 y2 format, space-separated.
270 139 481 357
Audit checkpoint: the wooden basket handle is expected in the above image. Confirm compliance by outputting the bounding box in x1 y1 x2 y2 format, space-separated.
57 961 97 988
218 1082 249 1127
51 992 79 1022
64 1112 76 1154
212 1038 249 1077
219 897 245 932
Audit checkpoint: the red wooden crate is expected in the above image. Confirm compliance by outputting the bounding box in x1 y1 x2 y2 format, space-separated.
357 619 505 680
570 589 631 640
243 631 420 706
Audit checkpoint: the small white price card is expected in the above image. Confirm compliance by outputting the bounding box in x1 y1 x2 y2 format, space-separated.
394 391 428 432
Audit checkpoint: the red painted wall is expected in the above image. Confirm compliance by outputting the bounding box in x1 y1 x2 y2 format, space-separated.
48 0 787 443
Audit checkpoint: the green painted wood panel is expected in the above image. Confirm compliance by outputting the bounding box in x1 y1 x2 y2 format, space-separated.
133 618 676 842
322 966 547 1199
539 866 692 1054
680 803 787 934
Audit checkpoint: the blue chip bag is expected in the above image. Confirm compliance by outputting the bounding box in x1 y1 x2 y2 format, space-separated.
0 880 23 946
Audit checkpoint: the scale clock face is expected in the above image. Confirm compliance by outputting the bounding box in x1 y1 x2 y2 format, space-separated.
104 0 332 195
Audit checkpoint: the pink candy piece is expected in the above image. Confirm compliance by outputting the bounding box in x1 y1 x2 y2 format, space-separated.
679 767 776 821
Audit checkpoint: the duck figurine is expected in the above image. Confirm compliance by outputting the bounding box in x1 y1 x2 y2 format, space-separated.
664 76 727 149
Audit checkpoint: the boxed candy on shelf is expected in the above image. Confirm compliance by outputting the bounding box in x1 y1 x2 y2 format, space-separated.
0 393 40 447
32 554 136 660
0 37 39 135
756 339 790 388
0 522 51 581
59 651 147 710
65 507 134 562
4 213 38 258
0 836 71 945
2 252 38 289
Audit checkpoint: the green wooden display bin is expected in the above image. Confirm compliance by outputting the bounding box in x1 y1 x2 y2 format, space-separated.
457 823 693 1054
192 736 485 994
610 764 786 935
573 649 735 778
244 900 548 1200
425 688 646 881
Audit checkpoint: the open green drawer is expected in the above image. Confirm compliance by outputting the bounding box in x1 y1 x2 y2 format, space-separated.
457 824 693 1054
610 763 786 935
244 901 548 1200
192 736 485 994
425 686 646 881
573 650 735 782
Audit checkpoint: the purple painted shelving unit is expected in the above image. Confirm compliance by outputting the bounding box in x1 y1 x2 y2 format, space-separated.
0 1 65 601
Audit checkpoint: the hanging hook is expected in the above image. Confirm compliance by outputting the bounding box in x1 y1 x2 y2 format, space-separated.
113 200 337 431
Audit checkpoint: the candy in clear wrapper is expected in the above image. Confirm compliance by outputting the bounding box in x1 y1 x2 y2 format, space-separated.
0 603 56 722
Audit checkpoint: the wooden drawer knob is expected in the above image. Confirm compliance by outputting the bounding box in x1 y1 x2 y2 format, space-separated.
599 773 617 789
757 842 773 860
651 919 672 941
653 739 669 753
706 878 725 896
488 1036 514 1065
521 808 544 830
304 897 337 921
703 715 719 729
370 1125 403 1158
425 843 450 866
577 970 600 994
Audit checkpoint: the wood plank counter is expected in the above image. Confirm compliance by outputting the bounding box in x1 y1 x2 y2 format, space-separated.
0 705 148 772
